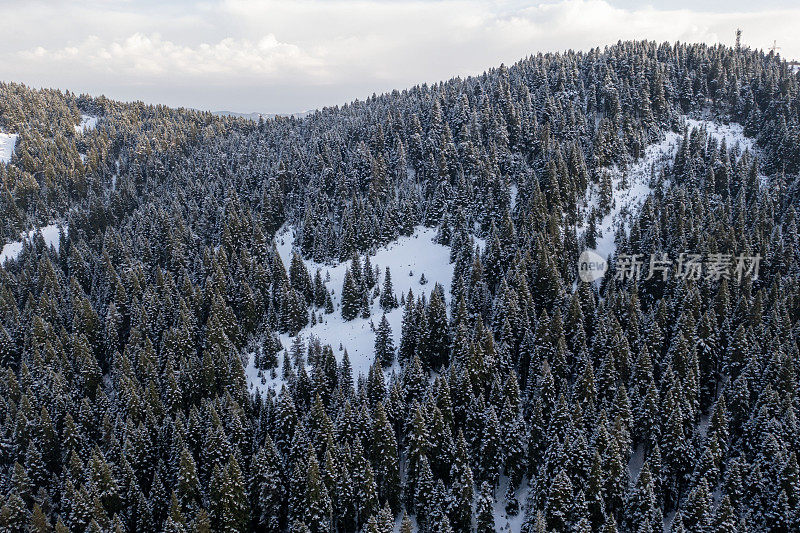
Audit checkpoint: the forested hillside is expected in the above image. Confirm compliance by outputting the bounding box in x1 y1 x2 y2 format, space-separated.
0 40 798 532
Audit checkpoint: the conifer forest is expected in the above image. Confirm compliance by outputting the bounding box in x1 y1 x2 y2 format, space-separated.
0 40 799 532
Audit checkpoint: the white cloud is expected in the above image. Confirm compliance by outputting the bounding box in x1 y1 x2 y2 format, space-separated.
1 0 799 112
21 33 326 78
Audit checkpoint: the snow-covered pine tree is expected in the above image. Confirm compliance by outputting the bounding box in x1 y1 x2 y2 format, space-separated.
374 314 395 367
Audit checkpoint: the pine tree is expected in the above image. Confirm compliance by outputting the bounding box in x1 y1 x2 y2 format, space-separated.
371 402 401 511
399 513 413 533
290 253 314 303
712 495 737 533
479 406 502 485
209 455 249 533
414 455 435 526
379 267 398 311
504 482 519 516
363 254 376 290
0 492 27 533
625 462 663 533
423 284 449 369
547 469 574 531
448 431 474 531
681 478 712 533
398 291 418 362
253 436 286 532
374 314 395 367
0 324 14 366
304 448 333 533
341 268 361 321
164 492 187 532
177 446 201 513
29 504 51 533
404 402 430 508
475 481 495 533
351 440 378 528
313 269 327 308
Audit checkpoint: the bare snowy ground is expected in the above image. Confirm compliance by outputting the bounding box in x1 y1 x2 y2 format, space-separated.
75 114 99 134
581 130 683 259
627 443 645 482
579 117 757 261
493 476 528 532
685 117 754 153
1 224 67 265
245 226 484 395
0 132 18 164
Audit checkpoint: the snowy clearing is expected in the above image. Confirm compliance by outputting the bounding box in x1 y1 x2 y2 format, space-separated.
579 130 682 259
580 117 755 261
0 132 18 164
245 226 483 395
627 443 645 482
492 476 528 532
510 184 518 209
75 114 99 134
1 224 67 265
685 117 754 153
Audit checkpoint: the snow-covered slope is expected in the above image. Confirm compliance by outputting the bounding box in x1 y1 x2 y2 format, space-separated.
685 117 754 152
580 117 756 261
583 130 682 259
1 224 67 265
75 115 98 134
0 132 18 164
245 226 479 395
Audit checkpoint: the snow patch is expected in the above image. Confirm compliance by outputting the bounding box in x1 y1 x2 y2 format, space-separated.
685 118 754 153
75 115 98 134
580 130 682 260
663 510 676 533
246 226 478 395
627 443 645 482
579 117 756 261
492 476 528 533
697 411 712 440
0 132 18 164
1 223 67 265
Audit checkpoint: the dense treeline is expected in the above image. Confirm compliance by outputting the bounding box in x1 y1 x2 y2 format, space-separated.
0 40 798 532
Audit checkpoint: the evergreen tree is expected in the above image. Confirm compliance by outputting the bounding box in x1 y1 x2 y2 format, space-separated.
379 267 398 311
475 482 495 533
253 437 286 532
625 462 663 533
304 449 333 533
374 314 395 367
0 493 27 533
341 268 361 321
371 402 401 511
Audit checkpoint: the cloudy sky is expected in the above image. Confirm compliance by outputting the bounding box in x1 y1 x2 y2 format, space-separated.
1 0 799 114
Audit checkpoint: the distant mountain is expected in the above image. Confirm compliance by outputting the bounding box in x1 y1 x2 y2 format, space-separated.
212 110 312 120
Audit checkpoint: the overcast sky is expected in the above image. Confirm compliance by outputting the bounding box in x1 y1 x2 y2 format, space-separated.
1 0 799 114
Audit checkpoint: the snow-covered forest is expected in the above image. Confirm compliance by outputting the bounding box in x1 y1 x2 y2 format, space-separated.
0 40 799 532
